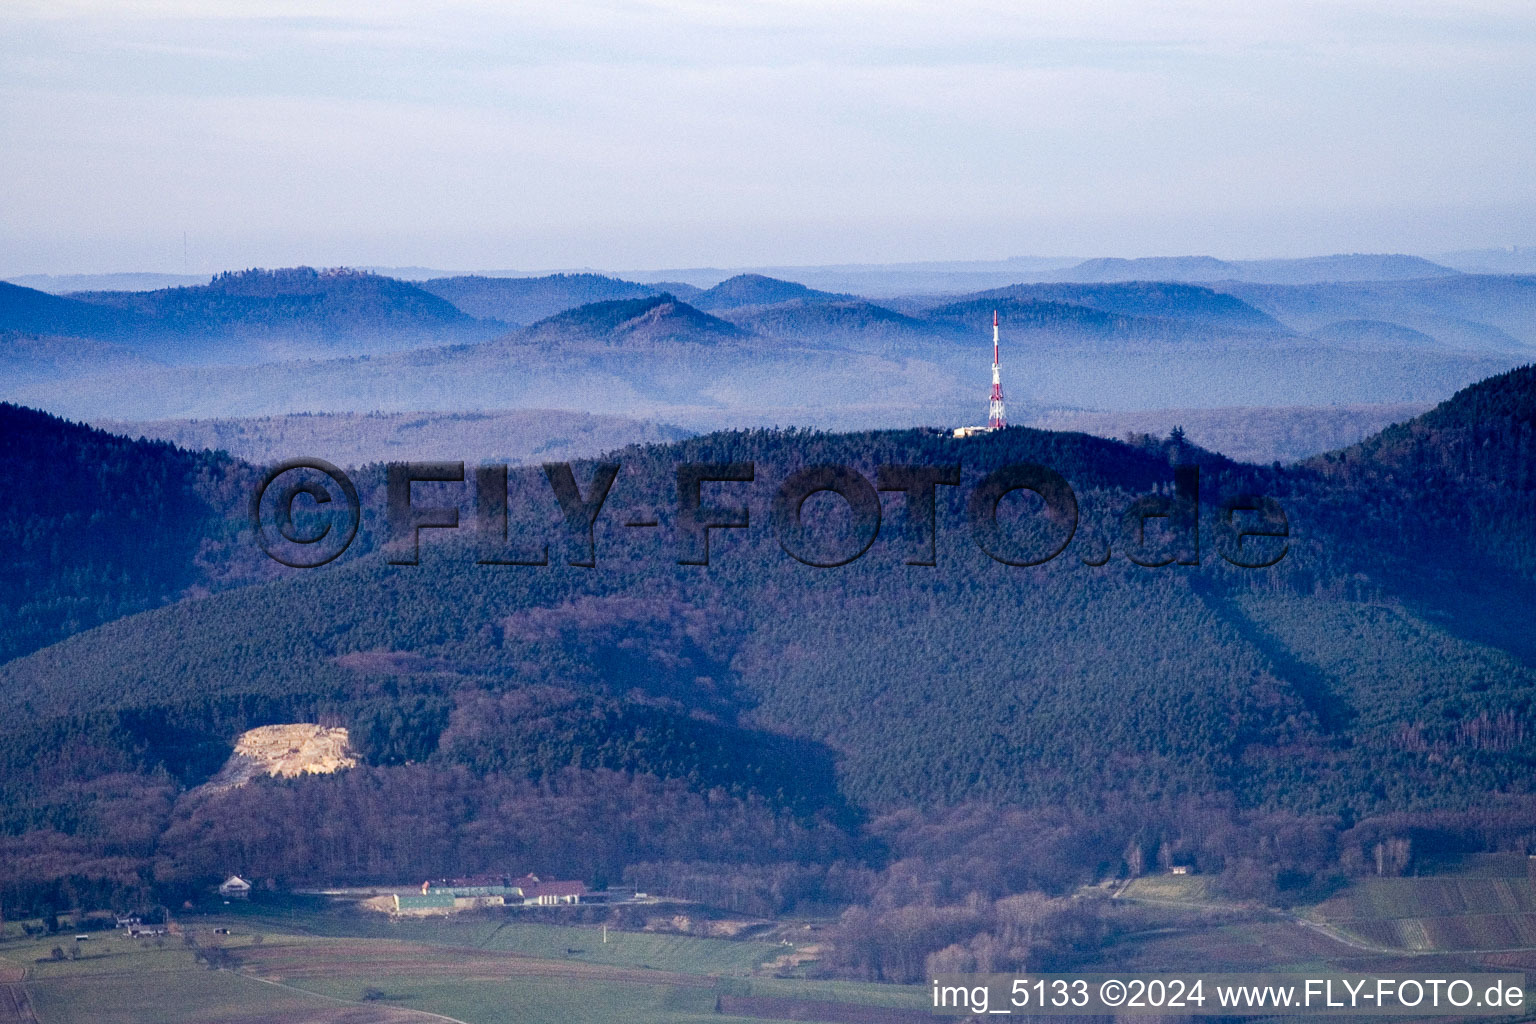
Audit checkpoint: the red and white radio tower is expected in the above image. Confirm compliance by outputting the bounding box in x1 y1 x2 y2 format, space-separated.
988 310 1007 429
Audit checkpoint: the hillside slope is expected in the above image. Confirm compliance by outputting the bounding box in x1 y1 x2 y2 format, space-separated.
953 282 1287 333
5 372 1536 914
0 404 254 665
690 274 846 311
0 281 147 338
95 409 693 467
417 273 660 325
65 267 498 363
510 294 750 348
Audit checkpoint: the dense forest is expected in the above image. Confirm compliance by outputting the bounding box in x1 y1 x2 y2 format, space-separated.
2 366 1535 978
0 403 268 665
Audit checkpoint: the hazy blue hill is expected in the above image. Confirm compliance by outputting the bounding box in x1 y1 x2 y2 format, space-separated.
1 330 161 386
417 272 660 325
1236 254 1460 284
1436 247 1536 275
509 293 750 348
719 297 951 347
1045 253 1460 285
645 279 706 300
1309 319 1444 349
67 266 497 362
1050 255 1231 283
4 272 208 294
690 273 845 311
1029 402 1431 464
95 408 693 467
950 281 1287 333
1216 275 1536 352
0 280 147 338
920 294 1291 346
922 296 1140 338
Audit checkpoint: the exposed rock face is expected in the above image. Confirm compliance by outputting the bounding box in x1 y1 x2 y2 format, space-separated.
201 724 356 792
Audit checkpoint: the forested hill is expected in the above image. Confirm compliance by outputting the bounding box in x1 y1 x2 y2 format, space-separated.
5 369 1536 915
1307 363 1536 587
417 272 661 326
508 293 750 348
62 267 499 363
0 280 148 338
5 369 1536 907
1317 363 1536 475
0 404 259 665
953 281 1287 333
920 294 1292 346
690 273 847 311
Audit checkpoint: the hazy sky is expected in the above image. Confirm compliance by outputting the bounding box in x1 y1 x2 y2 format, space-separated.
3 0 1534 274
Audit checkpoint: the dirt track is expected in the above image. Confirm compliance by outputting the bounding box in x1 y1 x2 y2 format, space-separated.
0 981 37 1024
217 1008 439 1024
719 994 958 1023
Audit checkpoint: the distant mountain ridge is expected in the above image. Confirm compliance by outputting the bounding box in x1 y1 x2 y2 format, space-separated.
417 273 663 326
920 294 1291 347
64 267 495 362
5 267 515 369
948 281 1287 333
6 266 1534 426
1039 253 1460 285
98 408 693 467
4 272 209 294
719 297 949 347
0 280 148 338
689 273 848 311
1214 276 1536 352
511 293 750 348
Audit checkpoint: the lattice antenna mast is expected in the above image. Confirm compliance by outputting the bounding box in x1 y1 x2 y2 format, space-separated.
988 309 1007 429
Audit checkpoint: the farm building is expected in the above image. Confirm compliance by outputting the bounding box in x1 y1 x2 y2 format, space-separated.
387 874 587 915
442 885 520 899
392 889 513 916
218 875 252 898
393 893 458 916
521 880 585 905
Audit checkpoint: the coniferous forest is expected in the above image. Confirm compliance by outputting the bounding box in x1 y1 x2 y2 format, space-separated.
3 365 1536 983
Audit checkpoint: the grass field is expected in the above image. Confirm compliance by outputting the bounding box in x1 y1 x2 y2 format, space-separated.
19 867 1536 1022
0 904 934 1024
473 920 776 974
1116 873 1217 904
221 903 780 975
25 971 346 1024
